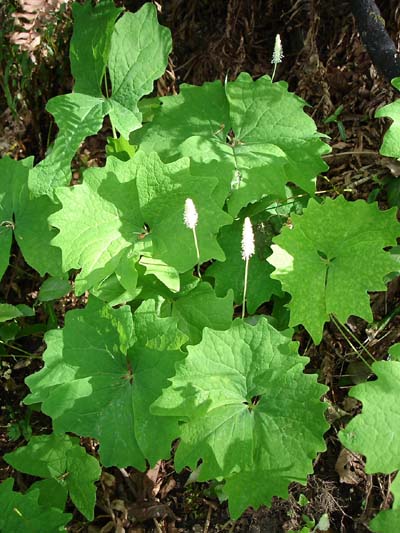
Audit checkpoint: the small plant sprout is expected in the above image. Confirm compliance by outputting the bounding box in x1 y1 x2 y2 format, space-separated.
271 33 283 82
241 217 255 318
184 198 201 277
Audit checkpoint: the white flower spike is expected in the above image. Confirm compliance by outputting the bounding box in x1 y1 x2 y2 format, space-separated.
184 198 201 277
271 33 283 82
241 217 255 260
184 198 198 230
241 217 255 318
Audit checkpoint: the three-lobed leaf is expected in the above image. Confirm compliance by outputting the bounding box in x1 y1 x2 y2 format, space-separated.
132 73 330 215
4 433 100 520
376 77 400 160
24 297 186 468
268 196 399 343
206 218 281 313
0 156 62 280
0 478 71 532
152 317 328 517
29 3 172 197
50 152 231 295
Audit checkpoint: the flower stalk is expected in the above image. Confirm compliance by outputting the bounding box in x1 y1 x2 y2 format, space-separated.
184 198 201 277
241 217 255 318
271 33 283 82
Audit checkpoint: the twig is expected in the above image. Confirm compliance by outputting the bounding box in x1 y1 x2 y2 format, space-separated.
323 150 377 158
153 518 163 533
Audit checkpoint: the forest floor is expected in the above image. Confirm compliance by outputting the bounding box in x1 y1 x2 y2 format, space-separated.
1 0 400 531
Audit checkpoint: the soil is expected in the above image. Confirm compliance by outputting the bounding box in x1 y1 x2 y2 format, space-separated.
1 0 400 532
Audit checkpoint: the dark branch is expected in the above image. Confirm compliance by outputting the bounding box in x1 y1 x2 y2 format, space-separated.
350 0 400 81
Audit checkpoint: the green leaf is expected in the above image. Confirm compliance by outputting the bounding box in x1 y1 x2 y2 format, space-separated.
0 478 71 532
106 135 136 161
29 479 68 511
370 473 400 532
0 304 34 322
70 0 122 96
107 3 172 138
28 94 105 197
50 153 230 294
206 219 281 313
0 156 22 278
135 152 231 272
38 278 71 302
0 156 62 279
165 281 234 344
389 343 400 362
24 297 185 468
132 299 188 350
268 197 399 343
4 433 100 520
139 256 180 293
29 4 171 197
339 360 400 473
152 317 328 517
376 78 400 160
132 74 330 215
50 156 144 295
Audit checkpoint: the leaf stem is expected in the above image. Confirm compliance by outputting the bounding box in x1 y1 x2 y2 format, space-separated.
0 340 38 358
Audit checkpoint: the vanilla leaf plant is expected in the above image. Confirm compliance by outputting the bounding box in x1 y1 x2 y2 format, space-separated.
2 0 400 528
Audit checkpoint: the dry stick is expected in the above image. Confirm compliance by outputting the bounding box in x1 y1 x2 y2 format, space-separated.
323 150 377 158
330 314 376 373
153 518 163 533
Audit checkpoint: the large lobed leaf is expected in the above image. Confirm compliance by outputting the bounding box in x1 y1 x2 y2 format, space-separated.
268 196 399 344
339 358 400 532
0 478 71 532
376 77 400 160
339 360 400 474
0 156 62 280
29 2 172 197
4 433 100 520
24 297 186 468
206 218 281 313
132 73 330 215
152 317 328 518
50 152 231 295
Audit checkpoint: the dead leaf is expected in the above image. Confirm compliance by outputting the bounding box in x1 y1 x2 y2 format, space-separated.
335 448 366 484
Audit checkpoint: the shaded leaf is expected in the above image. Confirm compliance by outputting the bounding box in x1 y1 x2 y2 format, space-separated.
206 219 281 313
0 478 71 532
4 433 100 520
166 281 234 344
24 297 185 468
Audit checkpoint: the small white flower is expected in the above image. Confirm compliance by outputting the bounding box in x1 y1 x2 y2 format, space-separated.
271 34 283 64
241 217 255 260
184 198 198 230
